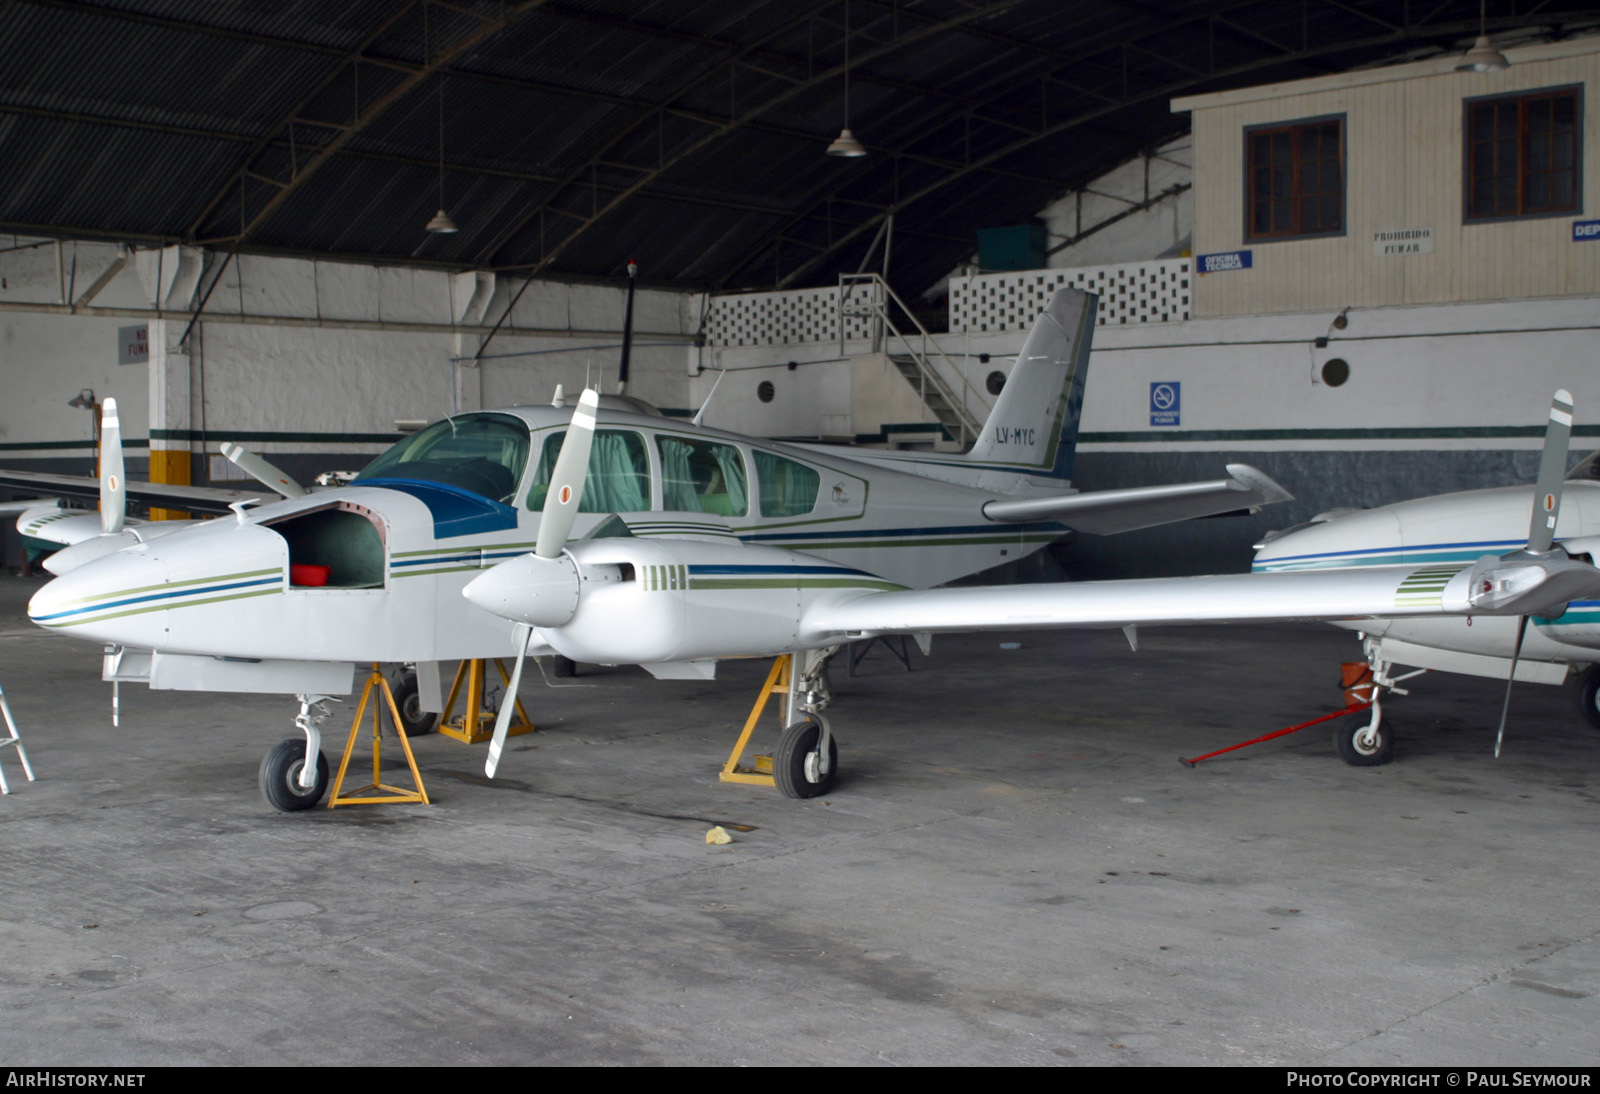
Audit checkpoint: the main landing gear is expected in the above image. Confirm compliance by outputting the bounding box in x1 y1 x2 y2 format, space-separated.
1571 665 1600 731
722 646 841 798
1337 643 1426 767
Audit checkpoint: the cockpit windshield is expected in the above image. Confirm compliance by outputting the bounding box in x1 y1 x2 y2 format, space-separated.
354 413 530 503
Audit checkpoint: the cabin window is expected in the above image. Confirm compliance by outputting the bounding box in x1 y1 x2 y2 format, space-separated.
658 437 748 516
1464 87 1581 221
754 451 820 517
1244 116 1344 241
528 429 651 513
354 413 528 503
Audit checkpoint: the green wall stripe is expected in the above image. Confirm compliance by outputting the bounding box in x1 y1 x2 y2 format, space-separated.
1081 425 1600 444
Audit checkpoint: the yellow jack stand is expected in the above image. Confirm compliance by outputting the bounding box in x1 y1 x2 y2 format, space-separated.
720 654 793 787
328 664 430 807
437 658 535 745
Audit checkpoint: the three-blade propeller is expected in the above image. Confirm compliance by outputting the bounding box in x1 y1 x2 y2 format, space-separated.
1494 389 1576 756
472 388 601 777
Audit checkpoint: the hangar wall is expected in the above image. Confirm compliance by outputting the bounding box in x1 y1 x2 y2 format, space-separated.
0 239 697 487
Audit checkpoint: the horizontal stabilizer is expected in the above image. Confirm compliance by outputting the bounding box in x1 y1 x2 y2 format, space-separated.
983 463 1291 534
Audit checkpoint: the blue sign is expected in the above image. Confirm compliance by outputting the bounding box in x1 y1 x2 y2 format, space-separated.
1573 220 1600 242
1150 382 1180 427
1197 250 1252 273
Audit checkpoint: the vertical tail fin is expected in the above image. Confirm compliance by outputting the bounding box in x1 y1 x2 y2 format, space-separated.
965 288 1095 481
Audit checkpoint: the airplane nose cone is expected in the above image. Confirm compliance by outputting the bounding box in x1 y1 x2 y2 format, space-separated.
463 553 581 628
28 548 172 644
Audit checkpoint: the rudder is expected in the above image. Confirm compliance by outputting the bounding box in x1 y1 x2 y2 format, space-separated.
965 288 1095 481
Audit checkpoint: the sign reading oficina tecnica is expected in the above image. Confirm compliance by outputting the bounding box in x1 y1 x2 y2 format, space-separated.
1573 219 1600 242
117 325 148 365
1150 382 1180 427
1196 250 1251 274
1372 228 1433 256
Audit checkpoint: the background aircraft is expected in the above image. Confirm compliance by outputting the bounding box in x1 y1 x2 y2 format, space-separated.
1252 390 1600 764
5 289 1304 809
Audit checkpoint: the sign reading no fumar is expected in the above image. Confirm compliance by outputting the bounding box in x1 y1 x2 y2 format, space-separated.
1150 382 1180 427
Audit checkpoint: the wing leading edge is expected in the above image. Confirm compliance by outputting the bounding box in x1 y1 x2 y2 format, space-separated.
0 470 272 516
799 556 1600 643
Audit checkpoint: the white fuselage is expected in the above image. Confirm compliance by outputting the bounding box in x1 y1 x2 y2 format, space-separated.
1252 481 1600 672
26 406 1069 667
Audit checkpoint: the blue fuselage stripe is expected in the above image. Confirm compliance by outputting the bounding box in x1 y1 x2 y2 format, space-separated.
32 576 282 623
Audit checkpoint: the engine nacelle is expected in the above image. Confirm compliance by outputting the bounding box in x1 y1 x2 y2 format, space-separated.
539 538 893 665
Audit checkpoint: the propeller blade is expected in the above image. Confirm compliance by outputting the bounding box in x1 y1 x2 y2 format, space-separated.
535 388 600 558
1494 614 1531 758
221 443 307 497
1527 389 1573 554
485 624 533 778
100 398 125 535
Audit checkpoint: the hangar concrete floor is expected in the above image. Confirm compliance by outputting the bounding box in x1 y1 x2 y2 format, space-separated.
0 572 1596 1067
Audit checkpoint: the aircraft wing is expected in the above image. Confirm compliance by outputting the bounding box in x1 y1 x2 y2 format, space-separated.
983 463 1291 534
799 557 1600 642
0 498 57 517
0 470 273 516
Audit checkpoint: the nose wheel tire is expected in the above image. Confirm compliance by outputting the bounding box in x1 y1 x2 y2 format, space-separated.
260 739 330 811
775 719 837 799
1335 714 1394 767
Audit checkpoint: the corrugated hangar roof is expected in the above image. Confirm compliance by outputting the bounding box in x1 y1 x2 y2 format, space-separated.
2 0 1595 299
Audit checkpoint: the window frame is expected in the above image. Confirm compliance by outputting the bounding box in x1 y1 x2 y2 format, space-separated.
1462 84 1583 224
1242 113 1347 244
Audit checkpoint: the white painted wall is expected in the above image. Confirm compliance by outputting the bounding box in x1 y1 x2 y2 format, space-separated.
0 236 697 474
1040 137 1193 268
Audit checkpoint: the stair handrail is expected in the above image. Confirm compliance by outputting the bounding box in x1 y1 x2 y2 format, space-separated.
837 272 988 448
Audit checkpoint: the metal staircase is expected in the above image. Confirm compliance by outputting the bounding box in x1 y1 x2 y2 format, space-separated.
837 273 988 449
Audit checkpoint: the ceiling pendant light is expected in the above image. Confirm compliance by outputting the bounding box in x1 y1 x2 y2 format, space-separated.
1456 0 1510 72
424 4 460 233
827 128 867 157
827 0 866 158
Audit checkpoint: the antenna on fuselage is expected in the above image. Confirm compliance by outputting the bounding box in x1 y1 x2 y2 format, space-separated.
616 259 636 396
691 368 726 427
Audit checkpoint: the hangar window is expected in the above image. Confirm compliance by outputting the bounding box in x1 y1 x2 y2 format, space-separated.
754 451 820 518
1245 116 1344 240
658 436 748 516
1465 87 1580 221
528 429 651 513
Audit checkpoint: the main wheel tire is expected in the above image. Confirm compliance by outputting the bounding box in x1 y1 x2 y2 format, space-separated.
1571 666 1600 731
1335 714 1395 767
390 673 437 736
259 739 330 812
551 655 578 679
775 719 838 799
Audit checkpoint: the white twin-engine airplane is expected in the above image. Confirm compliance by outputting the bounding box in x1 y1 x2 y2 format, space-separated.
1252 389 1600 765
7 289 1596 811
